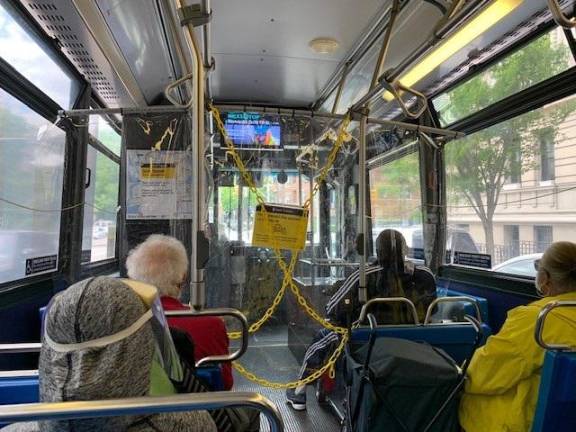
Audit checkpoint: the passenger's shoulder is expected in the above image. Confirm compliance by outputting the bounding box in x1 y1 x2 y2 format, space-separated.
414 266 435 280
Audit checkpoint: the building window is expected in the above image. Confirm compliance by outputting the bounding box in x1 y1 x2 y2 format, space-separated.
539 129 555 182
506 142 521 184
504 225 520 258
534 226 553 253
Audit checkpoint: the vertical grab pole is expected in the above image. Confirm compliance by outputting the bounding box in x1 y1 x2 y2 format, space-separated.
358 113 368 304
176 0 207 309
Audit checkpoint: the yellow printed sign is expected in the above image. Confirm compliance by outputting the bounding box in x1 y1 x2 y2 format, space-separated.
140 163 176 180
252 204 308 251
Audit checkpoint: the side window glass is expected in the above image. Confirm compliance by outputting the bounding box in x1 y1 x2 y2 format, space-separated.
0 87 65 284
0 3 78 107
82 144 119 263
369 151 422 260
446 94 576 273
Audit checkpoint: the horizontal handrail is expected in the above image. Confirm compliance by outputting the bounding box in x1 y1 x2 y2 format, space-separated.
535 301 576 351
547 0 575 28
424 296 483 324
358 297 420 324
166 308 249 367
0 392 284 431
0 308 248 368
0 343 41 354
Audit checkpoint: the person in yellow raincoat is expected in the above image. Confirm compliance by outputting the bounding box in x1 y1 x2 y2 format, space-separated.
460 241 576 432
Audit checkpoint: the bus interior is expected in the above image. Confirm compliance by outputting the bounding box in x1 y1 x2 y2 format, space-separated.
1 0 576 431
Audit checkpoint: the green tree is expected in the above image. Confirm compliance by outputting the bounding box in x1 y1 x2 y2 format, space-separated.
93 153 119 221
443 30 576 255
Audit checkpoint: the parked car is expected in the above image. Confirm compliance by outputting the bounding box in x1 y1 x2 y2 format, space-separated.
492 253 542 278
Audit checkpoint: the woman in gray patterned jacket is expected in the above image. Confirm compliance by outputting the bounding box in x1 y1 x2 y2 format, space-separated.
3 277 216 432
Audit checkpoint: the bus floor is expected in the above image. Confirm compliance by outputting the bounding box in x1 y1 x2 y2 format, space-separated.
231 325 341 432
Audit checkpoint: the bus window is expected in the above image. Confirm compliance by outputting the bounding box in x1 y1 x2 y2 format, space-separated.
0 87 65 285
81 145 119 263
446 93 576 275
0 2 78 108
89 116 121 156
433 27 575 127
369 151 422 260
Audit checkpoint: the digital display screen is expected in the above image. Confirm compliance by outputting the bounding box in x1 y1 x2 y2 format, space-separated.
223 112 282 150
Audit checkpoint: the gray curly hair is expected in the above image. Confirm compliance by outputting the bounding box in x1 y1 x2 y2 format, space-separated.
126 234 188 298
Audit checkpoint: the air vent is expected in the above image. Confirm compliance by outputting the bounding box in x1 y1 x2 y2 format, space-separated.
22 0 135 106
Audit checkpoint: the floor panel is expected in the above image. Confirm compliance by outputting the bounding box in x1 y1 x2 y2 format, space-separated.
231 325 341 432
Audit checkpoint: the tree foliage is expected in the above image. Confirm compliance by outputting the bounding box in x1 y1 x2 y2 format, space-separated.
443 30 576 255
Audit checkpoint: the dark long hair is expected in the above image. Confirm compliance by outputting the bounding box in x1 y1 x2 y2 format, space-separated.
375 229 412 322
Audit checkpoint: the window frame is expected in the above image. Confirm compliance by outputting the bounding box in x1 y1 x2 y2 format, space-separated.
80 102 121 272
0 0 90 292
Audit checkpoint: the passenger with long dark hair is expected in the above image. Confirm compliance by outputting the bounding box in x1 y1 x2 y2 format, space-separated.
286 229 436 410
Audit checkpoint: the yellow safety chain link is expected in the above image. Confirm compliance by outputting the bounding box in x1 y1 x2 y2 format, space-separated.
209 104 352 388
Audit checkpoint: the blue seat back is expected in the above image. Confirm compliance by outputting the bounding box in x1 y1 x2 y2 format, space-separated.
0 364 225 407
444 289 490 323
351 323 491 364
532 350 576 432
0 375 39 405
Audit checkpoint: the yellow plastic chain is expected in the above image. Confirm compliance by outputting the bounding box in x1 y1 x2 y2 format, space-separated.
210 104 351 388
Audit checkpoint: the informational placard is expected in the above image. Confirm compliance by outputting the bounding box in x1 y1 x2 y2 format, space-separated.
126 150 192 220
252 204 308 251
452 251 492 269
25 255 57 276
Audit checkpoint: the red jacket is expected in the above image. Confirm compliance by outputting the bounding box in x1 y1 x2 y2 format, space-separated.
161 296 233 390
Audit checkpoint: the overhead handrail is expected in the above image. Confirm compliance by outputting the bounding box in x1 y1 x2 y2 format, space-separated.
424 296 483 324
165 308 249 367
0 392 284 432
547 0 576 28
0 343 41 354
381 78 429 119
358 297 420 325
535 301 576 351
164 73 195 108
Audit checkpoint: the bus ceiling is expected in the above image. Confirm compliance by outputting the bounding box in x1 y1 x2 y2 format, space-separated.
17 0 569 111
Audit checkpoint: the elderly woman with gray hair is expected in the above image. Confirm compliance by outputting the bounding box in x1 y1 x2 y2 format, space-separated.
460 241 576 432
126 234 233 390
2 277 216 432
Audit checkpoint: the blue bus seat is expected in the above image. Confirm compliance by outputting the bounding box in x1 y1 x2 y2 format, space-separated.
0 374 39 405
0 365 226 406
351 322 492 364
442 288 490 323
531 350 576 431
195 365 224 391
39 307 227 391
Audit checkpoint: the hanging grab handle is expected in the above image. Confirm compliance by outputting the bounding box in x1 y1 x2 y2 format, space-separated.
547 0 576 28
382 79 428 119
164 73 195 108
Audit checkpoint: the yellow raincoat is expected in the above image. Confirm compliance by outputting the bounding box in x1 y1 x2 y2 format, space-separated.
460 292 576 432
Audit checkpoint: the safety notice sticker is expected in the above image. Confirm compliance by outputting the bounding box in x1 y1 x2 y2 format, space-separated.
252 204 308 251
25 255 57 276
126 150 193 220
